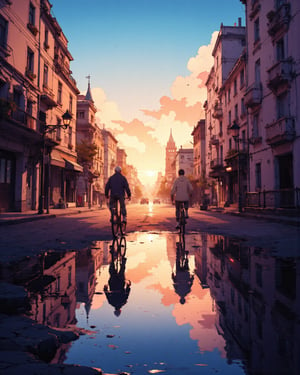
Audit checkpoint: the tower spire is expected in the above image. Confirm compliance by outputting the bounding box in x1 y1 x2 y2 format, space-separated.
85 75 93 102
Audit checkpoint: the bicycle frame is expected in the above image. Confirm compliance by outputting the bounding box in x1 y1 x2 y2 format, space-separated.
111 197 126 238
178 201 186 234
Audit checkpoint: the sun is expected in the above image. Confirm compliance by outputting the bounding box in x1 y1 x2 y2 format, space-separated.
145 170 157 177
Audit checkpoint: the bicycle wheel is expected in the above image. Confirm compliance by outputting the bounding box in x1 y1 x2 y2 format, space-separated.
179 207 186 234
111 212 120 237
118 236 127 256
120 220 126 236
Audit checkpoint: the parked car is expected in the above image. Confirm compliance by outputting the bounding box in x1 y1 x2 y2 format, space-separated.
140 198 149 204
153 198 161 204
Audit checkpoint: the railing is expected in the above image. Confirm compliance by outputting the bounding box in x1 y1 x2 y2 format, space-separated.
12 107 37 130
246 188 300 209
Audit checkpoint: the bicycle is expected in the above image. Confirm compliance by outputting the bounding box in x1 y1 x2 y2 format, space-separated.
110 196 126 238
110 236 127 273
178 201 186 234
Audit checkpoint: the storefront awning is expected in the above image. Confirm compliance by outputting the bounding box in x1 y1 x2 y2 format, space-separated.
51 149 65 168
64 158 83 172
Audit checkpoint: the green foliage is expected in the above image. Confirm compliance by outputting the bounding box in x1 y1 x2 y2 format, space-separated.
76 141 97 164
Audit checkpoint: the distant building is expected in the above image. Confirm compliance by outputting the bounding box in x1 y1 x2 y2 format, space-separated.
102 129 118 183
165 129 177 186
76 80 104 207
175 147 194 177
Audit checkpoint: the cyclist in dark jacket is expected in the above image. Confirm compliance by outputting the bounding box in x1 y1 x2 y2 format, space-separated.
105 166 131 222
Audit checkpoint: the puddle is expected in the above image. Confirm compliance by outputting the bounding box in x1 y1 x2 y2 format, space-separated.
1 231 299 375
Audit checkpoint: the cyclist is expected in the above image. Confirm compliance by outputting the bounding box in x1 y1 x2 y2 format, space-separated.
105 166 131 223
171 169 193 229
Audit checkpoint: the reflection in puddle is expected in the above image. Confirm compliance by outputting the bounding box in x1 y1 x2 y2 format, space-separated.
1 232 299 374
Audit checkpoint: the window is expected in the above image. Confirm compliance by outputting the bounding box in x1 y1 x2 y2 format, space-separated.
228 110 232 125
0 14 8 47
228 88 231 102
68 126 72 147
44 28 49 49
43 64 48 87
253 113 259 137
254 18 260 43
219 121 223 136
255 163 261 189
255 59 261 84
69 94 73 113
57 81 62 104
29 2 35 25
276 93 287 119
234 79 237 96
0 158 11 184
240 68 245 87
241 98 246 117
78 111 85 119
234 104 238 120
56 117 61 141
276 38 285 61
241 130 246 151
26 48 34 73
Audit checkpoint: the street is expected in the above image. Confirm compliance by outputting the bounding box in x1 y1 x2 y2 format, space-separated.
0 203 299 375
0 203 298 263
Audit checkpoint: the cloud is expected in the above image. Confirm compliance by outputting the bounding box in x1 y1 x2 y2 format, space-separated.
90 87 123 130
145 111 192 149
142 96 204 126
117 133 146 153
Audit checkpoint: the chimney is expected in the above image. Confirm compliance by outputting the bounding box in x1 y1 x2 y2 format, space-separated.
238 17 242 27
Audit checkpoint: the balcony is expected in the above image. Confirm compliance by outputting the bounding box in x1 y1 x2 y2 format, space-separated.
0 43 12 58
41 85 57 108
212 103 223 119
265 117 295 146
267 3 291 37
210 135 219 146
267 59 293 94
209 158 225 178
244 82 262 108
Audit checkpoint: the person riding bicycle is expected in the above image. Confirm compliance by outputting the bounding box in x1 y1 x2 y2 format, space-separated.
171 169 193 229
105 166 131 223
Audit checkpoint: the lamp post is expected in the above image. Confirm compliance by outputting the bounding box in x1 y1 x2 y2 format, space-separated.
229 121 242 213
38 110 73 214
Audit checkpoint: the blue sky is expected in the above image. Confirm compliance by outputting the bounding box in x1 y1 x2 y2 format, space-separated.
50 0 245 184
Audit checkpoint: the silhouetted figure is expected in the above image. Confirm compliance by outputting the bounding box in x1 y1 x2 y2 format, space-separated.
104 240 131 316
172 242 194 304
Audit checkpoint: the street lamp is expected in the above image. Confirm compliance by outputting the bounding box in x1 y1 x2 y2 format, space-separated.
38 110 73 214
229 121 242 213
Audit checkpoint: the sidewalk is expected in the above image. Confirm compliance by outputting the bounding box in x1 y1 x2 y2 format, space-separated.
0 206 102 226
208 204 300 227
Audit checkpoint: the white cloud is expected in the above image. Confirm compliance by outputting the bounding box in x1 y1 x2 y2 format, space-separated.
90 87 123 130
170 31 218 106
146 111 192 148
117 133 146 153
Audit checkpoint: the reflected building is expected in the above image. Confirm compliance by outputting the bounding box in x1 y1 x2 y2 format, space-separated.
27 251 77 328
203 234 300 374
75 242 104 320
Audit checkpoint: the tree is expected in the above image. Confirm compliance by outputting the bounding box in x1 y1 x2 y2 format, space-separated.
76 140 97 165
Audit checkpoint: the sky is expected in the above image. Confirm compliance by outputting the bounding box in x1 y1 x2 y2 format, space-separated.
50 0 245 186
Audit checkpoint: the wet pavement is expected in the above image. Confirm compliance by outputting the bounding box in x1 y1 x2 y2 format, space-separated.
0 204 299 374
1 228 300 374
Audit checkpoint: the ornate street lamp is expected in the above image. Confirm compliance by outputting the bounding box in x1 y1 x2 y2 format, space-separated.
38 110 73 214
229 121 242 213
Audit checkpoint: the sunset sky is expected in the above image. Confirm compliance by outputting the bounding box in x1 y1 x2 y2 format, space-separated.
51 0 245 186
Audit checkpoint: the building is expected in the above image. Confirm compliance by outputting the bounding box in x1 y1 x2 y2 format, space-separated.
76 81 104 207
102 128 118 183
191 119 206 204
0 0 80 212
205 20 246 207
241 0 300 209
165 129 177 187
175 147 194 177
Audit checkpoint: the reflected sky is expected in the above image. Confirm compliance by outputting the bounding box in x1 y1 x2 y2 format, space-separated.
2 231 299 375
64 232 246 374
